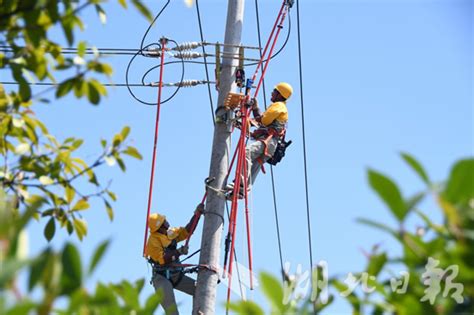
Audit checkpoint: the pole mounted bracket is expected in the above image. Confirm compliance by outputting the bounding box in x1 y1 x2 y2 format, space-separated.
285 0 295 9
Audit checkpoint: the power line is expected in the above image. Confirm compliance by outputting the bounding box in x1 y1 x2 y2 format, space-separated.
0 45 141 56
195 0 215 125
0 81 150 87
255 0 285 279
296 0 315 300
140 0 170 51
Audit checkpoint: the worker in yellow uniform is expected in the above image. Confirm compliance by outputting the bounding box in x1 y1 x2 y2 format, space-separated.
145 203 204 315
226 82 292 197
246 82 292 189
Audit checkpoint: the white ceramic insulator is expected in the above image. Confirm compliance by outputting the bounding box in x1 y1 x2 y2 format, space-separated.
172 52 203 60
171 42 202 51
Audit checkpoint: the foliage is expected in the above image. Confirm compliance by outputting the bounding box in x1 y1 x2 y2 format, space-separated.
0 190 160 315
343 154 474 314
1 1 159 315
0 0 150 241
229 154 474 314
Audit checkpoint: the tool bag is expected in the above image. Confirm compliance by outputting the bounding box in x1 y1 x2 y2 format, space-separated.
267 137 292 166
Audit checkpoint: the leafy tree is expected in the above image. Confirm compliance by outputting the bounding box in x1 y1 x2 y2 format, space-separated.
1 0 150 240
229 154 474 314
1 1 161 314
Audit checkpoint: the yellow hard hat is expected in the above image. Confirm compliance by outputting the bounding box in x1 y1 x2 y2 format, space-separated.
275 82 293 100
148 213 166 232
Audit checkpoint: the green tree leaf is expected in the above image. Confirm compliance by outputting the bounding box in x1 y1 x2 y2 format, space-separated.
443 158 474 206
366 252 387 277
56 78 75 98
121 126 131 139
405 191 425 213
368 169 407 222
401 152 431 186
28 248 52 291
118 0 127 8
112 280 140 310
227 301 264 315
87 81 101 105
142 292 161 314
131 0 153 21
77 41 87 57
88 239 110 276
259 272 285 313
44 217 56 242
60 242 82 295
72 199 89 211
95 5 107 24
104 200 114 221
73 218 88 240
123 146 142 160
65 186 75 203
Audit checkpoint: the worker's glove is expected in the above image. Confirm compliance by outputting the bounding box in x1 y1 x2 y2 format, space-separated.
177 245 189 255
249 97 258 110
195 203 205 215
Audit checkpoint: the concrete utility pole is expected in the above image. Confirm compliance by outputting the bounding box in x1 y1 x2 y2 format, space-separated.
193 0 245 314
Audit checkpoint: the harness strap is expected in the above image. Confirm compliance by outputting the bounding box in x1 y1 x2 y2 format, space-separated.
253 127 285 158
256 157 266 174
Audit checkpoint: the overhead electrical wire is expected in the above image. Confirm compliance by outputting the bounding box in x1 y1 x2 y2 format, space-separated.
195 0 215 125
296 0 315 305
139 0 171 51
0 81 152 87
244 13 292 67
0 47 140 56
254 0 285 280
124 0 189 106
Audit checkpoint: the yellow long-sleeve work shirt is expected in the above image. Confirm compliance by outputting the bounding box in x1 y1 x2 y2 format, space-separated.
261 101 288 126
145 227 189 265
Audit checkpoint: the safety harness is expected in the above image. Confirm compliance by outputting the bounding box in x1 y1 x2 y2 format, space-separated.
148 238 216 288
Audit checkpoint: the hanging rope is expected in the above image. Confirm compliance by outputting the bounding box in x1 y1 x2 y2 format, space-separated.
224 1 293 308
142 38 167 256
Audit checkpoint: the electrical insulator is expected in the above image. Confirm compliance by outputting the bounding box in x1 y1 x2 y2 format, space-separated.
149 80 214 87
170 41 202 51
172 52 203 60
142 48 161 57
175 80 201 87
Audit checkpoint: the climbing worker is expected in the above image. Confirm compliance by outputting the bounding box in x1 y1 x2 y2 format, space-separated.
145 203 205 315
247 82 292 185
229 83 293 198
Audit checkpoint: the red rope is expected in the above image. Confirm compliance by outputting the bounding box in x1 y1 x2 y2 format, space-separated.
254 5 289 98
184 193 208 248
142 39 167 256
224 0 290 303
226 106 248 302
242 133 253 290
250 1 285 86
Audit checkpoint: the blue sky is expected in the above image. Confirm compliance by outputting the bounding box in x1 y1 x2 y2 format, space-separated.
9 0 472 313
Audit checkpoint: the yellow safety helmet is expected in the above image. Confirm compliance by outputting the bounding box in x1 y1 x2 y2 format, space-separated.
148 213 166 232
275 82 293 100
